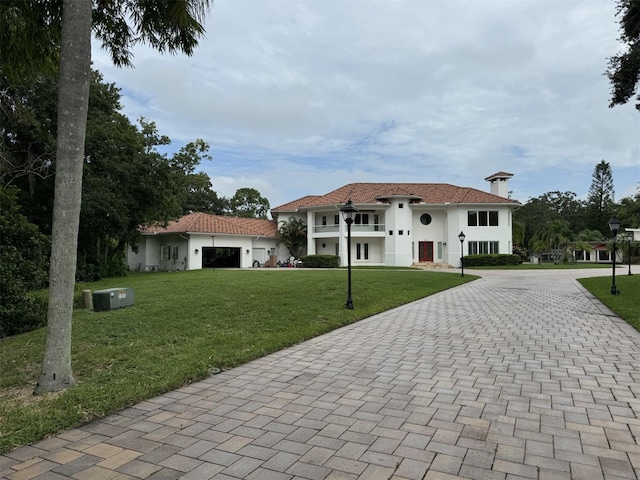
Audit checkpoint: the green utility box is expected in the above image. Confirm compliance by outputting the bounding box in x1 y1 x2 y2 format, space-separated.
92 288 135 312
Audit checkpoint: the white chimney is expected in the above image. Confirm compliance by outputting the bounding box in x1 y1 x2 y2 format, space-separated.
485 171 513 198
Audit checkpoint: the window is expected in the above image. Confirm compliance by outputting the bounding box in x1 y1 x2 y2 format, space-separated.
334 215 339 225
468 241 499 255
468 210 499 227
374 214 379 231
322 216 327 226
437 242 443 260
389 230 393 235
420 213 432 225
354 213 369 225
356 243 369 260
399 230 404 235
399 203 404 208
162 246 178 260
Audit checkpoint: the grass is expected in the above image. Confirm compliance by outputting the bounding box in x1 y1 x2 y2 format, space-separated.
578 273 640 331
0 268 474 453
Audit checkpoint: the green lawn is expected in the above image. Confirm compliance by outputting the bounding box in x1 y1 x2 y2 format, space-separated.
578 273 640 331
0 268 474 453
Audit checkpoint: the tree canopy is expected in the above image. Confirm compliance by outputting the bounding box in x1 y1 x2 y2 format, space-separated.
607 0 640 111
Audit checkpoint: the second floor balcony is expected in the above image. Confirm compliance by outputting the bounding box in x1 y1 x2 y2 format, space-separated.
313 224 386 235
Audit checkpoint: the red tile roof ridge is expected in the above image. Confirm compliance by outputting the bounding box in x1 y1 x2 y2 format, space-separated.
272 182 519 212
140 212 278 237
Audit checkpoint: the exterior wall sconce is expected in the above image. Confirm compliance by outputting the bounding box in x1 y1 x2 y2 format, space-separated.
246 249 250 254
194 248 199 255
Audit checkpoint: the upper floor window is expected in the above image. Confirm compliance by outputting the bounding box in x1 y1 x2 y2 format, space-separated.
468 210 499 226
354 213 369 225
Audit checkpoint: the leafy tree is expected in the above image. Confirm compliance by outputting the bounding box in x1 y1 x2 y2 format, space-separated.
0 187 49 337
34 0 94 393
586 160 616 231
618 188 640 229
0 75 57 190
536 219 573 263
229 187 270 218
513 191 585 248
278 217 308 258
606 0 640 111
182 172 227 214
0 0 212 393
512 219 525 245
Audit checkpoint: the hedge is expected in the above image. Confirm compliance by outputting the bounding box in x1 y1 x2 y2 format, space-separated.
462 254 521 267
299 254 340 268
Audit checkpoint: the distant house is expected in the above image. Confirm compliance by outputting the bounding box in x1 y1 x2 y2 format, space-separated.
271 172 520 268
127 212 285 271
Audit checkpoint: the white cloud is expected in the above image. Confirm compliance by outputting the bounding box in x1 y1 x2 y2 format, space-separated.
92 0 640 211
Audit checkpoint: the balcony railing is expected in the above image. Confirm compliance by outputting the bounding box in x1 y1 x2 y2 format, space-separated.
312 224 386 234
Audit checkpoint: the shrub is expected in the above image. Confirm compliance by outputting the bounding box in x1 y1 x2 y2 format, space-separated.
299 255 340 268
0 187 50 337
463 254 521 267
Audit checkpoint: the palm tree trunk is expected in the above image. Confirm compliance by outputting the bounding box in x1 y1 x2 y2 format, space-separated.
35 0 92 393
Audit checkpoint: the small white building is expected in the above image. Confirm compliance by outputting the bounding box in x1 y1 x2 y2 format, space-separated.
127 213 285 271
271 172 520 268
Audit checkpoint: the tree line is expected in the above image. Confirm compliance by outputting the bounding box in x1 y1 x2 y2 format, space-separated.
513 160 640 261
2 70 271 271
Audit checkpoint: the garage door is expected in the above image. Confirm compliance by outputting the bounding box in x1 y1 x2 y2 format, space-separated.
202 247 240 268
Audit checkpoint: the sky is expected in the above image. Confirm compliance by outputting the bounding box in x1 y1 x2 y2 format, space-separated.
92 0 640 213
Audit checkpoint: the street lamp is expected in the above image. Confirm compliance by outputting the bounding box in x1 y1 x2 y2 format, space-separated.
625 231 633 276
608 215 621 295
341 199 359 309
458 231 466 277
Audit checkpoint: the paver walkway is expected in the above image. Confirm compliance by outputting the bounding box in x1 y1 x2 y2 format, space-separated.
2 268 640 480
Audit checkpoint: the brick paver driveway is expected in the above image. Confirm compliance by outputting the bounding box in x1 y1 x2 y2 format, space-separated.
2 268 640 479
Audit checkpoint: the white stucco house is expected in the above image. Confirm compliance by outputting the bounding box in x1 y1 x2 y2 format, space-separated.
128 171 520 271
271 171 520 268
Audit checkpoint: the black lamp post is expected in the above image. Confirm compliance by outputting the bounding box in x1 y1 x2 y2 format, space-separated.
608 215 621 295
458 231 466 277
341 199 359 309
626 231 633 276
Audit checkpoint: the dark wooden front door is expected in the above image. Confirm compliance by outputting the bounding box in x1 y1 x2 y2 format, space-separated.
419 241 434 262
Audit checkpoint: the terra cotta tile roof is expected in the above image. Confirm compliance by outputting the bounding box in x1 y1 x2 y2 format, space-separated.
271 182 519 213
141 212 278 237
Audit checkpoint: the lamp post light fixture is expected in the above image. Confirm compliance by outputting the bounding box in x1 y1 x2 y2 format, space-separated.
458 231 466 277
340 199 359 309
608 215 621 295
626 231 633 276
